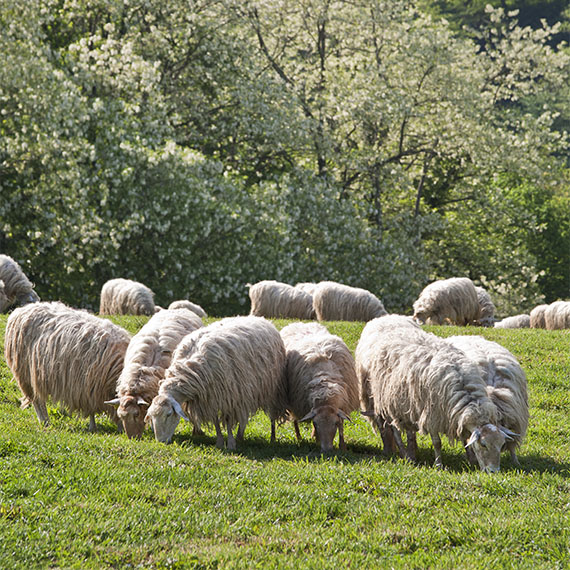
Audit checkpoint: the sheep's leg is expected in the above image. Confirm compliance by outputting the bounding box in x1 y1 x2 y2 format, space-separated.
32 400 49 426
338 421 347 452
270 419 277 443
406 430 418 461
508 443 520 467
293 420 301 441
88 414 97 433
237 419 248 442
214 418 225 448
431 432 443 469
379 421 396 456
392 428 409 460
192 423 204 436
226 421 236 450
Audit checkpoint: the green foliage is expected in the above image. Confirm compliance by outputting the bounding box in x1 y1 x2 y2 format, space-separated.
1 316 570 568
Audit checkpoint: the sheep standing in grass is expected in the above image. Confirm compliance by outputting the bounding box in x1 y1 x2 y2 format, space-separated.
4 302 131 431
146 316 288 448
413 277 479 326
447 335 528 466
544 301 570 330
530 304 548 329
0 254 40 311
474 286 495 327
280 322 359 452
248 280 315 320
99 278 156 316
312 281 387 322
494 315 531 329
355 315 512 472
168 300 207 318
105 308 204 438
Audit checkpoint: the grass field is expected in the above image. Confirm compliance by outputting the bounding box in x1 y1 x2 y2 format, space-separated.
0 315 569 569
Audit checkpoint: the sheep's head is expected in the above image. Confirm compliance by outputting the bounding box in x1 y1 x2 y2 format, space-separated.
465 424 516 473
118 395 149 439
145 394 189 444
300 405 351 453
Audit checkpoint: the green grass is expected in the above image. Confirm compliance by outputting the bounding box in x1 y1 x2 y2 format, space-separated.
1 315 569 569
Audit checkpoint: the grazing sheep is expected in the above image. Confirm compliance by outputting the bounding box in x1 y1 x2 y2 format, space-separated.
280 322 359 452
4 302 131 431
0 254 40 311
312 281 387 322
413 277 479 326
544 301 570 330
355 315 512 472
474 286 496 327
105 308 204 438
145 316 288 448
99 278 155 316
494 315 531 329
168 300 207 318
530 304 549 329
248 280 315 320
447 335 528 466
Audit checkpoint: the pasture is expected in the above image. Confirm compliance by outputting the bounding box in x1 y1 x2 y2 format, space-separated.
0 315 569 569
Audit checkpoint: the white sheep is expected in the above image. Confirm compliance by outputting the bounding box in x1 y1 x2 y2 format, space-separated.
474 286 496 327
280 322 359 452
4 301 131 431
530 304 549 329
446 335 528 466
413 277 480 326
294 282 318 296
0 254 40 311
494 314 531 329
248 280 315 320
312 281 387 322
168 300 207 318
145 316 288 448
99 278 156 316
105 308 204 438
544 301 570 330
355 315 513 472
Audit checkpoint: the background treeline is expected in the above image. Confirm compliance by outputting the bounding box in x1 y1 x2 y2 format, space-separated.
1 0 568 316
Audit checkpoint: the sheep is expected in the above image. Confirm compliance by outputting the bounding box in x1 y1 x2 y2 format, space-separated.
295 282 318 296
105 308 204 438
168 300 207 318
248 280 315 320
413 277 479 326
544 301 570 330
0 254 40 311
355 315 513 472
145 316 288 448
4 301 131 431
280 322 359 452
530 304 549 329
312 281 387 322
446 335 528 466
494 314 531 329
99 278 155 316
473 286 496 327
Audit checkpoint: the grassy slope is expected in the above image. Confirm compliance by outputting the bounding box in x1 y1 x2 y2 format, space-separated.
0 315 569 569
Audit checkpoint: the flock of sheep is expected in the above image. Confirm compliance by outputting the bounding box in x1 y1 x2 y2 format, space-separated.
1 254 569 473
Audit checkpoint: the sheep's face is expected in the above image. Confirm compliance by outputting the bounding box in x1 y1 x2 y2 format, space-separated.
301 405 350 453
466 424 506 473
117 396 147 439
145 395 181 444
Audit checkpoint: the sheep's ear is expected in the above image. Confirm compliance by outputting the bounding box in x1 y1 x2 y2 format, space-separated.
137 397 149 406
466 429 481 448
499 426 518 441
168 397 190 422
104 398 121 407
337 410 351 422
300 409 317 422
360 410 375 417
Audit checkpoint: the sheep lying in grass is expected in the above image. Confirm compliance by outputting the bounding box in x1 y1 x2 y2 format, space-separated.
494 315 531 329
168 300 207 318
446 335 528 466
0 254 40 311
105 308 204 438
355 315 511 472
544 301 570 330
99 278 156 316
413 277 479 326
530 304 548 329
280 322 359 452
4 302 131 431
248 280 315 320
474 286 495 327
312 281 387 322
146 316 288 448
